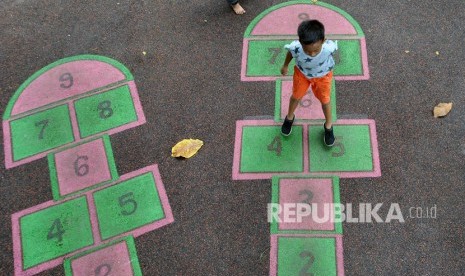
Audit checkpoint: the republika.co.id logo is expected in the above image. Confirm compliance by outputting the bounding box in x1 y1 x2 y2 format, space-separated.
267 203 437 223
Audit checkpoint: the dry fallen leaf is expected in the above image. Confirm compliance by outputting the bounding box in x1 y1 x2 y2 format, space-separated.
435 51 440 56
142 51 147 56
171 139 204 158
433 102 452 118
405 50 410 53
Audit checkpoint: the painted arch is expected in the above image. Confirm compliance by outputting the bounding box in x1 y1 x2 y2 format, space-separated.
241 1 369 81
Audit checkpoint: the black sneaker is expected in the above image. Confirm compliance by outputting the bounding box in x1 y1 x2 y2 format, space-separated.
324 125 335 146
281 115 295 136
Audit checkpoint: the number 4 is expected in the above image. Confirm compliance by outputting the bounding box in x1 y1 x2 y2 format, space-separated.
267 135 282 156
47 218 65 242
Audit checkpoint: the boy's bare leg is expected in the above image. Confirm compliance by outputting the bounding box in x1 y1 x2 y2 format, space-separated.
322 102 332 129
286 96 300 120
231 2 246 14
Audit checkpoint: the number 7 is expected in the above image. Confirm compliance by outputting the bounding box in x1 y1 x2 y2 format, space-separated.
35 119 49 140
268 47 282 65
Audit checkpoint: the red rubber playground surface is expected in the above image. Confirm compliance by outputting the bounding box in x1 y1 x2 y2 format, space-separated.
1 1 465 275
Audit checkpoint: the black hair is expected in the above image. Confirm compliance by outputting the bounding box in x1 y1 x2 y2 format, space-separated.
297 20 325 45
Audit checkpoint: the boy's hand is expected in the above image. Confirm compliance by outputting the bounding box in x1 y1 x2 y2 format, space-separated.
281 65 288 76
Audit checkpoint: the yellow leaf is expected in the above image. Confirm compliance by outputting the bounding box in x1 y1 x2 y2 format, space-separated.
433 102 452 118
171 139 204 158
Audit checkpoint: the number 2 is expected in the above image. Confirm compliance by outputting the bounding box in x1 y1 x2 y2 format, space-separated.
299 250 315 276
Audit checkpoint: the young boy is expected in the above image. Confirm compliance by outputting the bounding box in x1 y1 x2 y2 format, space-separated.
280 20 337 147
226 0 245 14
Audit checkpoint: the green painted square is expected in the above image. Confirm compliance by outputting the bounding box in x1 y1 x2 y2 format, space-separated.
74 85 138 138
309 125 373 172
93 173 165 240
10 105 74 161
277 236 337 276
246 39 363 77
20 196 94 269
240 126 303 173
247 40 294 77
333 40 363 76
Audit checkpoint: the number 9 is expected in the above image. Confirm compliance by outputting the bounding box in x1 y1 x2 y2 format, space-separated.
59 73 73 89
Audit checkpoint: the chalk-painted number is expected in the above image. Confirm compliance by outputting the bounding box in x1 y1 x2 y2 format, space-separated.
59 73 74 89
95 263 112 276
299 94 312 107
119 192 137 215
268 47 282 64
74 155 89 177
299 190 314 204
35 119 49 140
298 13 310 21
332 136 345 157
47 218 65 243
299 250 315 276
98 100 113 119
267 135 282 156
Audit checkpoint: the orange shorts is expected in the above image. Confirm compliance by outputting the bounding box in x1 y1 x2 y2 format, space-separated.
292 66 333 105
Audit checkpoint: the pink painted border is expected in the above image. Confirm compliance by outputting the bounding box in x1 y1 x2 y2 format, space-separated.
269 234 344 276
232 119 380 180
11 164 173 275
3 81 146 169
240 38 369 82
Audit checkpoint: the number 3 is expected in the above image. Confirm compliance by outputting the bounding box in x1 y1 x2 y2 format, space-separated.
95 263 112 276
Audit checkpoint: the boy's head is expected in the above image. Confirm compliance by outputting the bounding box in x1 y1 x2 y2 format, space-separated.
298 20 325 57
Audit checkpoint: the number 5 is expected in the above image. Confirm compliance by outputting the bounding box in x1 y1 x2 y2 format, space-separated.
332 136 345 157
119 192 137 215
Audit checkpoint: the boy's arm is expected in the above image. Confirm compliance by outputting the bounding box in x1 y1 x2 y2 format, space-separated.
281 51 293 76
